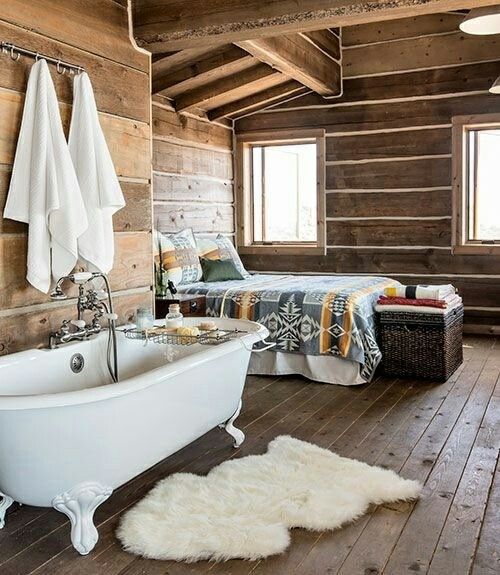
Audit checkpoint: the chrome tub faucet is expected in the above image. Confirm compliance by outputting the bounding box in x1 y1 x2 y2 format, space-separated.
49 272 119 382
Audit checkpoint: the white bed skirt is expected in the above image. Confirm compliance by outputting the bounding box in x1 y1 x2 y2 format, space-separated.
248 351 366 386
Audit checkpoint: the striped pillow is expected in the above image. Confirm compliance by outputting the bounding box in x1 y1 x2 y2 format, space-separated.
155 229 202 286
196 234 250 279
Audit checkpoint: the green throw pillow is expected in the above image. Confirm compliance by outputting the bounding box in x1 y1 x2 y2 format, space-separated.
200 258 244 282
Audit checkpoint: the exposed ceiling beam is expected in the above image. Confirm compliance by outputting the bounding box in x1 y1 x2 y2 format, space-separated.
237 34 341 97
152 48 212 79
301 29 341 61
174 63 281 112
207 80 308 121
153 45 253 95
133 0 491 51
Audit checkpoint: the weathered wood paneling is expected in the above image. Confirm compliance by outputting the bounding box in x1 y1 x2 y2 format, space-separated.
462 309 500 332
1 174 151 234
0 20 150 122
98 114 151 180
326 157 451 190
0 232 152 309
343 32 500 78
240 250 500 276
326 190 451 218
235 15 500 329
152 104 235 238
153 139 233 180
237 93 500 133
326 219 452 247
0 2 153 354
3 0 149 71
114 182 153 232
270 60 500 110
342 13 463 46
0 89 151 179
326 129 451 161
323 248 500 276
153 173 233 204
153 105 233 150
154 203 235 234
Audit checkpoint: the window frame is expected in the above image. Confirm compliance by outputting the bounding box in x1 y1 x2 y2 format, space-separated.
235 129 326 255
452 113 500 255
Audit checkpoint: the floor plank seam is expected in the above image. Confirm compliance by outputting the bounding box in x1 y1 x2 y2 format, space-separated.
334 351 491 574
381 347 500 575
469 449 500 575
425 367 500 574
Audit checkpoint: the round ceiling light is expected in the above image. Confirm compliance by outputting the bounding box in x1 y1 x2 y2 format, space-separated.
460 6 500 35
489 75 500 94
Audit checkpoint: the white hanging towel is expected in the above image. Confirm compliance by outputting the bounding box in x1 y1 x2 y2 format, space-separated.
69 72 125 274
3 59 88 293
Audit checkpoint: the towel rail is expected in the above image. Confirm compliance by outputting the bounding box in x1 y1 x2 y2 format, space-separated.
0 42 84 74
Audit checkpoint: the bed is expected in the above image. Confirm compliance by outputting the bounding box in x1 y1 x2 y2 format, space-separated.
179 274 398 386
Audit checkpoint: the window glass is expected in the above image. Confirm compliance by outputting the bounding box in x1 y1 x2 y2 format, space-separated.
251 143 317 243
467 129 500 241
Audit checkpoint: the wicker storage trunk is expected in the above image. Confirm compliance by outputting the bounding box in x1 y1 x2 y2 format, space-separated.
377 305 463 382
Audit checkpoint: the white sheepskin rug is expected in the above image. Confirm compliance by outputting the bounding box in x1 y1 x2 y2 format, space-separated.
117 436 421 563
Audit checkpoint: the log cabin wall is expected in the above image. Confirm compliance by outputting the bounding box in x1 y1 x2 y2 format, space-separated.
152 98 235 239
0 0 153 355
235 13 500 333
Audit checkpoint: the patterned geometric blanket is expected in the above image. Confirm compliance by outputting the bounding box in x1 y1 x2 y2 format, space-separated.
180 274 398 381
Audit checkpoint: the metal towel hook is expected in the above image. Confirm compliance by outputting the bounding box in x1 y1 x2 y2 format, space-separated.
1 41 84 74
10 45 20 61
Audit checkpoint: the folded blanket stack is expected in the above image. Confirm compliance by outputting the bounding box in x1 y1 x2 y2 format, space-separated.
375 284 462 315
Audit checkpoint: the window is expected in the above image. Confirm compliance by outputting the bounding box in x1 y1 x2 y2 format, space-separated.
236 131 325 254
252 143 317 243
452 114 500 254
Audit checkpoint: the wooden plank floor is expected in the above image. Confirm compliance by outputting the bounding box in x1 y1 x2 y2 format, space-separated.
0 335 498 575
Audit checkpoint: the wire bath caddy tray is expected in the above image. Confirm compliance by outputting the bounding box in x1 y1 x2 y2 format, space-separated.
123 327 249 347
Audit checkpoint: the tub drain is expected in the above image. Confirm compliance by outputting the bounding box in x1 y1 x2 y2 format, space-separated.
70 353 85 373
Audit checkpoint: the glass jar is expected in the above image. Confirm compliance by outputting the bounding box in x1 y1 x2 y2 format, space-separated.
165 303 183 329
135 307 155 330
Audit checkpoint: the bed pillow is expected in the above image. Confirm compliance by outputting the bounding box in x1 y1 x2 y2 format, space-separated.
200 258 244 282
196 234 250 279
154 229 202 286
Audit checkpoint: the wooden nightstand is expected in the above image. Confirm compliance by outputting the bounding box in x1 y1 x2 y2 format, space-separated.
155 294 206 319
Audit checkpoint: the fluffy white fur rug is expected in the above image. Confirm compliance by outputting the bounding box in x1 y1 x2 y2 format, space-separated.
117 436 421 562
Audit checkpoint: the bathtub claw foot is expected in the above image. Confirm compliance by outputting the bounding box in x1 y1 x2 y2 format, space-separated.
52 482 112 555
224 399 245 448
0 491 14 529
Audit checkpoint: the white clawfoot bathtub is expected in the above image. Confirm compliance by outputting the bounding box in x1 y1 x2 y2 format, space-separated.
0 318 268 555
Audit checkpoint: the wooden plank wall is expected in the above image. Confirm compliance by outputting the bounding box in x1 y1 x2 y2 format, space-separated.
152 97 235 239
235 13 500 333
0 0 153 354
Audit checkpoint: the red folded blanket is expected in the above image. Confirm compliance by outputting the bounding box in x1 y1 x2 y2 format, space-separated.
377 296 448 308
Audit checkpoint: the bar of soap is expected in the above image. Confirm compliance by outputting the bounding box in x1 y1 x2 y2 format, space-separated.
200 321 217 331
176 326 200 336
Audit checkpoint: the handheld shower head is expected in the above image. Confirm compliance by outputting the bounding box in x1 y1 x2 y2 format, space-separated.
71 272 94 284
49 272 93 299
